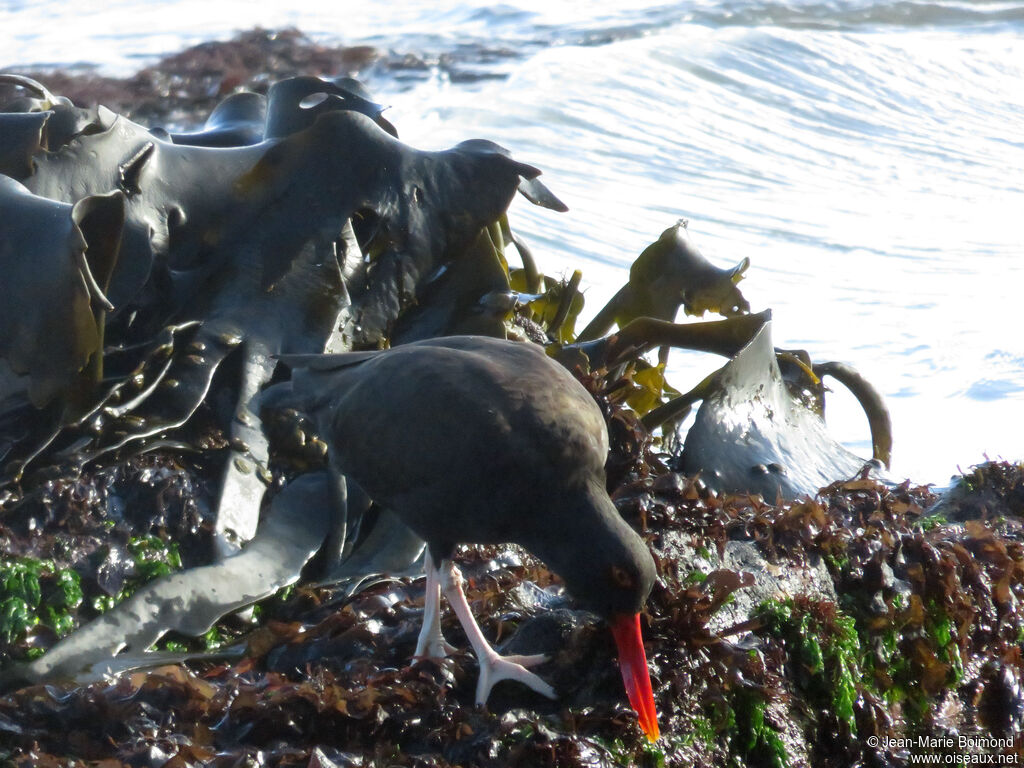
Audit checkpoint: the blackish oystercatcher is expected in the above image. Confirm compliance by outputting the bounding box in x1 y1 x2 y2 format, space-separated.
264 335 659 741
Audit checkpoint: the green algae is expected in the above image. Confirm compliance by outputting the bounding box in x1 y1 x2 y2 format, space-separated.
759 599 860 746
0 556 82 655
720 687 789 768
126 534 182 581
90 535 182 615
678 714 715 750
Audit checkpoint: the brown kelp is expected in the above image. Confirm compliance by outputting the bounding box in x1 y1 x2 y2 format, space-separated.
577 219 751 345
678 321 872 499
1 74 565 531
0 178 124 412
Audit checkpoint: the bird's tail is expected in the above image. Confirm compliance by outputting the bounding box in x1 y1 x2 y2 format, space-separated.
258 350 382 417
255 379 302 415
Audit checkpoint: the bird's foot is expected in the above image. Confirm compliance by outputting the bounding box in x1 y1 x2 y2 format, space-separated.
475 650 556 707
436 558 557 706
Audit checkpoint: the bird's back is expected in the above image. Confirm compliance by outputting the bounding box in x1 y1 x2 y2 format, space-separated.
271 336 610 550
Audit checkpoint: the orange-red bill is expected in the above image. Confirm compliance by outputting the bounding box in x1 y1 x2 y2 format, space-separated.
610 612 659 742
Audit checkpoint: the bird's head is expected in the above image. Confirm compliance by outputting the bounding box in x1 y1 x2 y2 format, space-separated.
526 486 660 741
577 526 660 743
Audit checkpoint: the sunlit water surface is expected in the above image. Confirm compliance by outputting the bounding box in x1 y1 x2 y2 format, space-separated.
4 0 1023 485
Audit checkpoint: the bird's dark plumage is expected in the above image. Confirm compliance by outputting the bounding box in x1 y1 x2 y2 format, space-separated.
264 335 658 739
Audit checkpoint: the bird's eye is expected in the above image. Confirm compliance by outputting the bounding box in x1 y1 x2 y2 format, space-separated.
610 565 634 589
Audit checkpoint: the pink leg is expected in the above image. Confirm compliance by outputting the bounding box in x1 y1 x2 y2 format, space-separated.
413 550 456 661
439 558 556 706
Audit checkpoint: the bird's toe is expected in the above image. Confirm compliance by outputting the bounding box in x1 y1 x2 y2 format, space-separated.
474 651 557 706
502 652 549 669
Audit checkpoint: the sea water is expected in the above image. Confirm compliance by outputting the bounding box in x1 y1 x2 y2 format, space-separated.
4 0 1023 485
